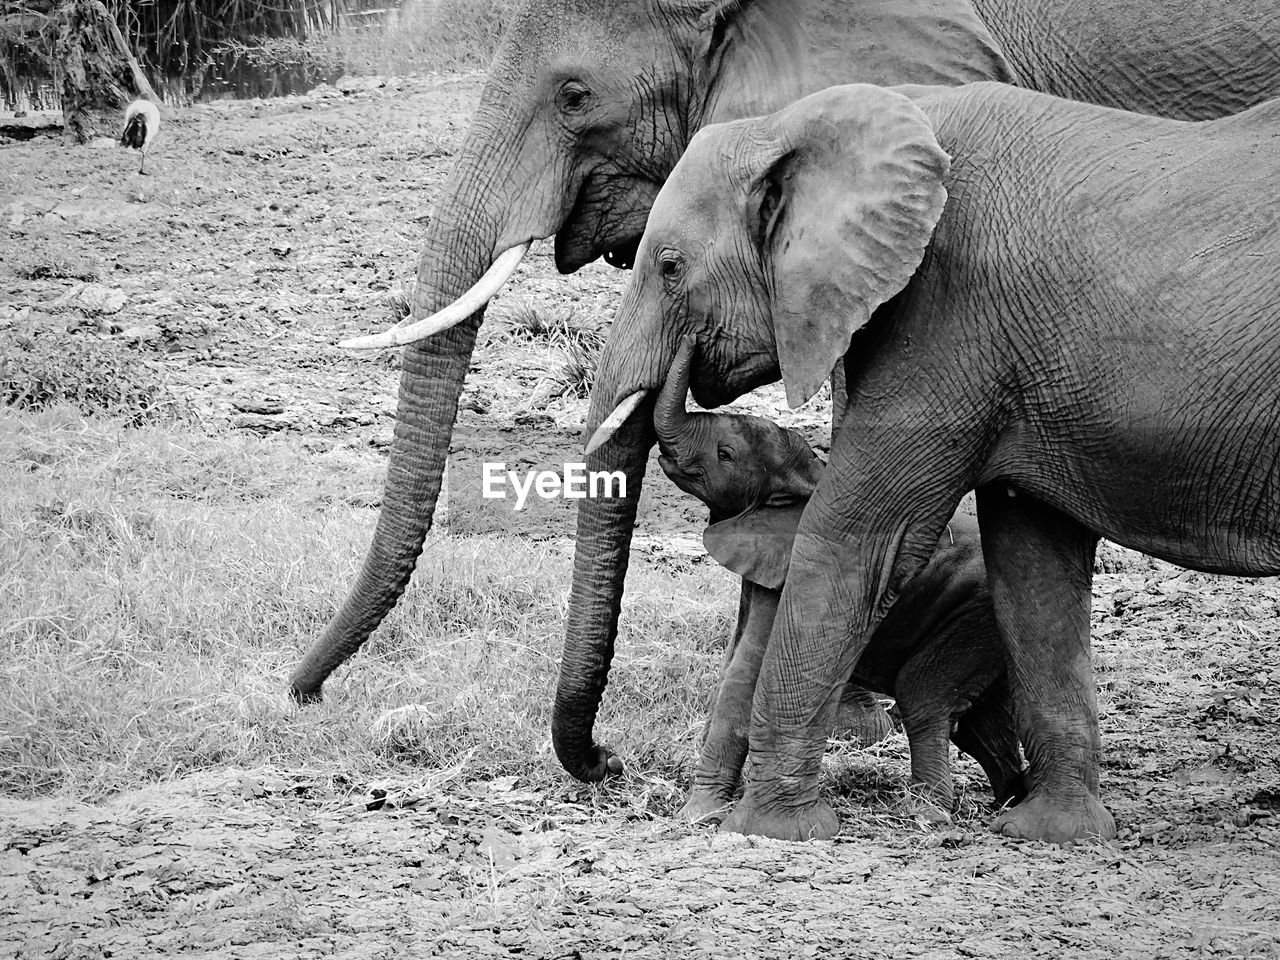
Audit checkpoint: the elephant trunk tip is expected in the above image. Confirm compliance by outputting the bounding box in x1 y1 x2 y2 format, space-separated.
287 675 324 705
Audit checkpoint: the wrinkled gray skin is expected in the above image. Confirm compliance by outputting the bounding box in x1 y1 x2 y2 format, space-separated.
654 342 1026 824
287 0 1280 708
586 83 1280 842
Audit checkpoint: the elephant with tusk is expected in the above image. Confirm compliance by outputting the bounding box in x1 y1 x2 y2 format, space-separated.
581 82 1280 842
654 338 1027 825
288 0 1280 717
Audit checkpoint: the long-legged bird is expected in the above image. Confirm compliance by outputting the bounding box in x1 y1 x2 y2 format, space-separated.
120 99 160 174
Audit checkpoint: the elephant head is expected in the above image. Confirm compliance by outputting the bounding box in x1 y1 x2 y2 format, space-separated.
654 336 823 587
287 0 811 701
590 83 949 418
653 336 822 523
558 83 948 776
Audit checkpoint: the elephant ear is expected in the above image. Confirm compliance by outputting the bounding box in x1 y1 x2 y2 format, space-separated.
664 0 805 124
755 84 951 408
703 502 808 590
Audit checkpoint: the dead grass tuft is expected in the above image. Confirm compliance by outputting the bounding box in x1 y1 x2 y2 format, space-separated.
11 250 102 282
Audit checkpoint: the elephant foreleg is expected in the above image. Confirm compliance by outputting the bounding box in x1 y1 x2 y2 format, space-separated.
975 486 1115 842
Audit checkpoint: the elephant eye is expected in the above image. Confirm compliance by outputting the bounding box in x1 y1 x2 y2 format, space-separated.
717 445 735 464
659 251 684 286
558 81 593 115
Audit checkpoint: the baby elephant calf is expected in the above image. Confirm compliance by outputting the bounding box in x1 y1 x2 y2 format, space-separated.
654 347 1026 824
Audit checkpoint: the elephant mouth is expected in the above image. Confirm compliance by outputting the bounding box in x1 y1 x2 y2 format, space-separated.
553 172 659 274
656 455 701 494
602 237 641 270
690 356 782 411
554 221 644 274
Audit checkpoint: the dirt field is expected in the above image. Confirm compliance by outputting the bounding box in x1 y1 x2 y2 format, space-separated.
2 76 1279 958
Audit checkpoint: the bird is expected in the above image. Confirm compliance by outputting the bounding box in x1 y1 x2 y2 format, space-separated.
119 99 160 174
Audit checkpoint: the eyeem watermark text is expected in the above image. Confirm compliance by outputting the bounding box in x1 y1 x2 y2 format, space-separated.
482 462 627 511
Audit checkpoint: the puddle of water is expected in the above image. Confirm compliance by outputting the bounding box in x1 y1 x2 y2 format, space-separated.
0 0 428 114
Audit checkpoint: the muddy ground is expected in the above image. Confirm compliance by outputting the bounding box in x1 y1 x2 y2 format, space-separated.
2 76 1279 958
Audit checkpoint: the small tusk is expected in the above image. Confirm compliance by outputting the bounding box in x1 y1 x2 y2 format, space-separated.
340 242 530 350
584 391 648 455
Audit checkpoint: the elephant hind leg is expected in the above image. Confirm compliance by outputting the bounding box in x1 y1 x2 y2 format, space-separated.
976 486 1116 842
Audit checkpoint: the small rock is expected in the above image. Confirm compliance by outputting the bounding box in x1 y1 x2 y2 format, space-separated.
336 75 387 94
232 413 289 432
77 284 127 315
119 324 162 341
1233 808 1268 828
232 398 285 415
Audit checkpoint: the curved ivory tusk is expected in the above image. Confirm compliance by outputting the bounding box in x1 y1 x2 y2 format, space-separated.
584 390 648 455
340 242 530 350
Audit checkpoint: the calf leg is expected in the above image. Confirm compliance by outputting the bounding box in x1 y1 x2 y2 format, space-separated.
896 702 956 820
952 682 1028 808
895 643 969 819
682 581 779 824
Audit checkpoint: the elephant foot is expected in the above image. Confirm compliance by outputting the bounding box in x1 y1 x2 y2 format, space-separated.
989 789 1115 843
721 795 839 841
679 787 734 826
894 789 952 826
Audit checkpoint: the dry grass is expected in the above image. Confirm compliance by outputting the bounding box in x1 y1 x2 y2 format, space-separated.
495 300 608 403
219 0 522 79
0 406 734 806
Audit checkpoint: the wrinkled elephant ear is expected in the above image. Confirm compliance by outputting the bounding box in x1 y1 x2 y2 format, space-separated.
703 502 808 590
754 84 951 408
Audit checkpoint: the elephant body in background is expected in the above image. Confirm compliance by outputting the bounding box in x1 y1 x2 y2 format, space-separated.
652 344 1025 823
287 0 1280 709
583 83 1280 842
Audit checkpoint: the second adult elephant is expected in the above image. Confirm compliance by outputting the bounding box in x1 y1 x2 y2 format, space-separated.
654 340 1026 824
583 83 1280 841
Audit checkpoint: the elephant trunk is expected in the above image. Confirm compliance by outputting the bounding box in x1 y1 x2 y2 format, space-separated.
653 336 696 455
553 398 656 780
554 317 673 780
289 97 552 703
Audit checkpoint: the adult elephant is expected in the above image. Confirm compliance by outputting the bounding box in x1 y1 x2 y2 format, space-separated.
582 82 1280 840
288 0 1280 705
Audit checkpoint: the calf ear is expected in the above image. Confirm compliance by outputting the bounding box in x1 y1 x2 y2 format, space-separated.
703 503 808 590
754 84 950 408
